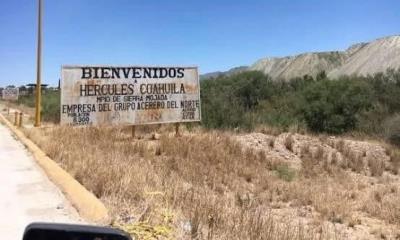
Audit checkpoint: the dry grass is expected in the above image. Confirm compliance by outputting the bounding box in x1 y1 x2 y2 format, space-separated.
387 147 400 175
22 126 400 239
362 185 400 226
330 139 393 177
284 134 295 152
367 156 385 177
255 125 283 136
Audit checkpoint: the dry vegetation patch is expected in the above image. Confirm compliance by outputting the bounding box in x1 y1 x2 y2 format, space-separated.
22 126 400 239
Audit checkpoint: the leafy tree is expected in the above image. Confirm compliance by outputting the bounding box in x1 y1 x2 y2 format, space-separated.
200 68 400 135
301 79 373 133
231 71 273 109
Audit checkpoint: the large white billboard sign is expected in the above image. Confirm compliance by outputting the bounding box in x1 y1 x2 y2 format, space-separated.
61 66 201 126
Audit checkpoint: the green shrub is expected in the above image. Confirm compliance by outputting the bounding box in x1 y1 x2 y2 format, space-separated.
201 71 275 130
17 95 35 108
383 114 400 147
300 79 373 134
41 91 60 122
274 164 295 182
17 91 60 123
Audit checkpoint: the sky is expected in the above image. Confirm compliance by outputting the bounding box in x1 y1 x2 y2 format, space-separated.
0 0 399 87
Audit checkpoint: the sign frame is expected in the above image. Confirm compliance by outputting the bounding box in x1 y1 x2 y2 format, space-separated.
60 65 202 126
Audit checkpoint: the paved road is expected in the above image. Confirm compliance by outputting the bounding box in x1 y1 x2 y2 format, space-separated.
0 122 83 240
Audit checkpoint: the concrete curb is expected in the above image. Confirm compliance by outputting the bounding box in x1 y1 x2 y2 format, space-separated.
0 113 110 225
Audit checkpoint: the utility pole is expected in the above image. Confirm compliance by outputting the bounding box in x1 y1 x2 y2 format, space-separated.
34 0 42 127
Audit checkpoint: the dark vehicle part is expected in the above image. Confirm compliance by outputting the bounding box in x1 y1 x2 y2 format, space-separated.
23 223 132 240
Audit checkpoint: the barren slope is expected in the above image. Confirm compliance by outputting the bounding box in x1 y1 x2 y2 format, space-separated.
328 36 400 78
241 35 400 80
250 51 346 80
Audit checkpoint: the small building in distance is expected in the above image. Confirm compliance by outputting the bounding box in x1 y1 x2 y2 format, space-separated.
19 85 28 96
26 83 48 95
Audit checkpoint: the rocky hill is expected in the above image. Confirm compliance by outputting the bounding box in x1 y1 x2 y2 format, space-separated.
328 36 400 78
250 51 346 80
203 35 400 80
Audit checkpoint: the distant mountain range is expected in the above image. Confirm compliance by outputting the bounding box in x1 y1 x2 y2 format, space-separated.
201 35 400 80
200 66 248 80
